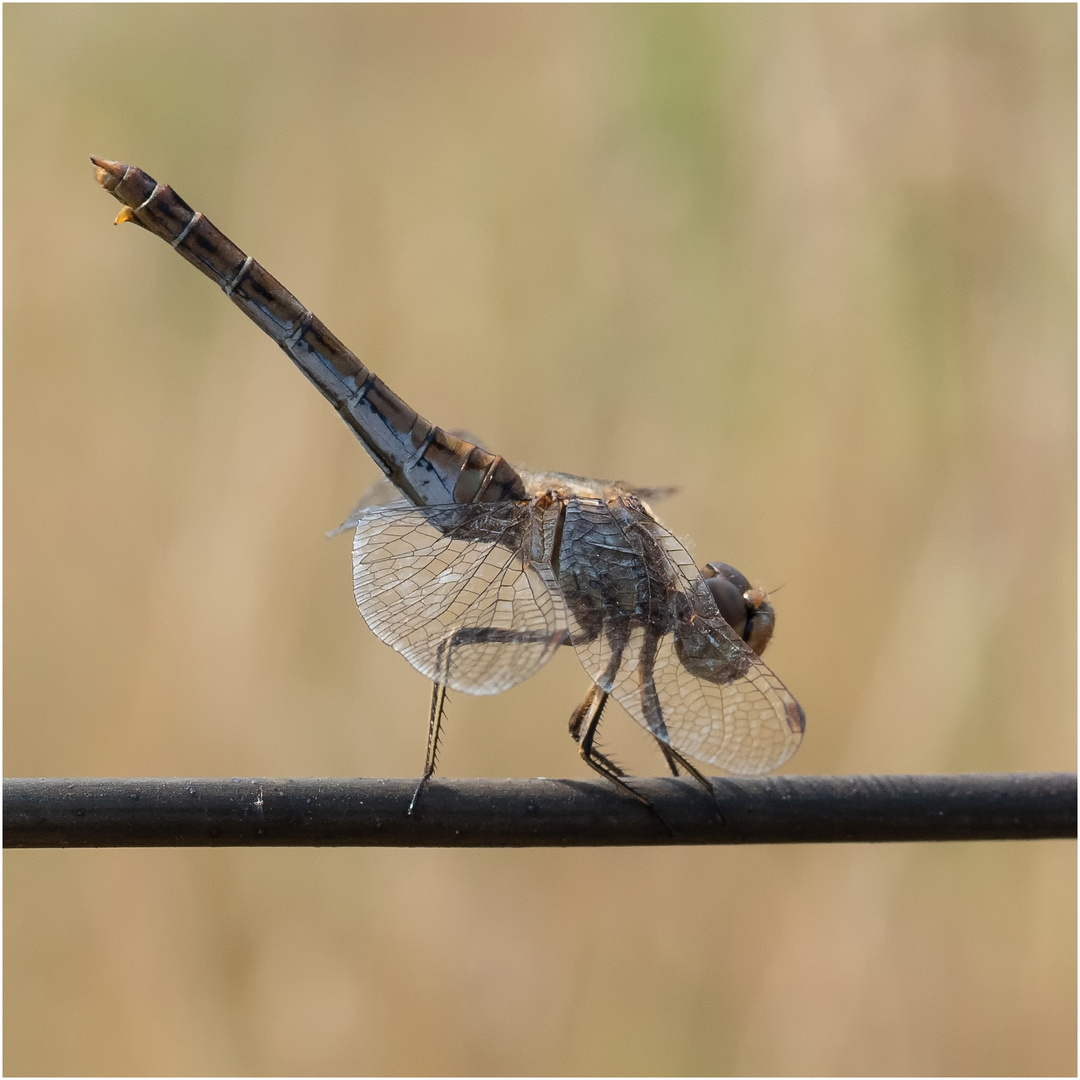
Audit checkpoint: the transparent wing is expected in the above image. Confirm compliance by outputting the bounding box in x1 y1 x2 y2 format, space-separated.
555 498 804 774
327 477 402 537
352 501 568 695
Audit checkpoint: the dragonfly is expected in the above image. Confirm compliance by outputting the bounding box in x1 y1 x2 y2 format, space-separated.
92 156 805 807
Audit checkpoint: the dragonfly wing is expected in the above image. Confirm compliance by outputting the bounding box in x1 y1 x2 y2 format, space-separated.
328 479 404 537
352 501 568 695
556 498 804 774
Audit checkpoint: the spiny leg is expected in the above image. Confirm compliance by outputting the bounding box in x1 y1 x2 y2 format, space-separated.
657 740 684 778
408 646 451 815
567 626 639 795
568 684 630 784
408 625 566 814
571 683 653 807
574 685 677 836
567 625 666 811
652 737 714 794
637 627 715 796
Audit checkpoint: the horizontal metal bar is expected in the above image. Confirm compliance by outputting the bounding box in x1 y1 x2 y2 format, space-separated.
4 773 1074 848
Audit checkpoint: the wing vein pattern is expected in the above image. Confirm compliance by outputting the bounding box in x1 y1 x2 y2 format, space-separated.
553 498 803 774
352 501 567 695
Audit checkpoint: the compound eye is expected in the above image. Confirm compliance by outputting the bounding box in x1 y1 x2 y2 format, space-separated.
702 561 751 593
701 563 775 657
702 572 752 638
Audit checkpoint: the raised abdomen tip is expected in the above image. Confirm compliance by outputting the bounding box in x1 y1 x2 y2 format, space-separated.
90 156 127 191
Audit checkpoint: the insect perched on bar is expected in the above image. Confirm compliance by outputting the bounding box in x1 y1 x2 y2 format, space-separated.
93 157 804 810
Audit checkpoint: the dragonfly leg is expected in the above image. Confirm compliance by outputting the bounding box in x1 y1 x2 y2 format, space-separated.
409 626 565 814
570 684 653 808
652 737 714 795
638 629 715 796
567 683 594 741
568 685 626 778
656 740 684 778
408 646 451 815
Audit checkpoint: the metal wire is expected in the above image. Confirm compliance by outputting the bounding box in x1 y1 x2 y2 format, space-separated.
4 773 1074 847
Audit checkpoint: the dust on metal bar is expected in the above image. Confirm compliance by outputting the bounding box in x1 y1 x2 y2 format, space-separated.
3 773 1074 848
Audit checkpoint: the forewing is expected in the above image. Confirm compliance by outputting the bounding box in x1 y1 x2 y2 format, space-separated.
352 501 567 695
556 499 804 774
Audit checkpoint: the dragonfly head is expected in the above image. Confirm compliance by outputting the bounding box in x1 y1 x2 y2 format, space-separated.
701 562 775 656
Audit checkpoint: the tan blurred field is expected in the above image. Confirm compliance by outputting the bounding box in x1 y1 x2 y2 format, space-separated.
4 5 1075 1076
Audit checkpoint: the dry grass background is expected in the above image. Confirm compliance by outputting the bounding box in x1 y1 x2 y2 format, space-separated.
4 5 1075 1075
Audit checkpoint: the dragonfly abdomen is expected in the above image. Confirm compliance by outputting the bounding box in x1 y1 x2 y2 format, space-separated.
92 157 524 509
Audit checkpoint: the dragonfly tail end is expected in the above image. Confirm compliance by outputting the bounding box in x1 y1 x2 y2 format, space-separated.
90 155 127 192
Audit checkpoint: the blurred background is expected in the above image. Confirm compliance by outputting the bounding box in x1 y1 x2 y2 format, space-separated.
4 5 1075 1075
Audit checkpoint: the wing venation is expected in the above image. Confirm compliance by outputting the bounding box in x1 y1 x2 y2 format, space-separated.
351 501 567 695
555 498 803 774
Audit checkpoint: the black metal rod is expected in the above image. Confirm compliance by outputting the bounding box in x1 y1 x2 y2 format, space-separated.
4 773 1074 848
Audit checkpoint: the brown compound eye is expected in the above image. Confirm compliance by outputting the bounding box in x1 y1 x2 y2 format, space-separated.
701 561 775 657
